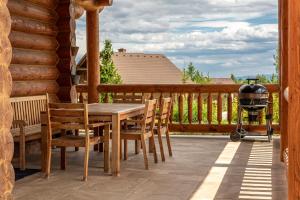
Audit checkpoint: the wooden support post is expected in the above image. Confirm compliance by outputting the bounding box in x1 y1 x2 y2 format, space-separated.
86 10 100 104
279 0 289 162
287 0 300 198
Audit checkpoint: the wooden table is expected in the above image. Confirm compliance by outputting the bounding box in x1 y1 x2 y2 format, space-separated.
41 103 145 177
88 103 145 176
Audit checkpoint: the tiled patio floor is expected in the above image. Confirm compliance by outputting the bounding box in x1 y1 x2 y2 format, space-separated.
13 136 287 200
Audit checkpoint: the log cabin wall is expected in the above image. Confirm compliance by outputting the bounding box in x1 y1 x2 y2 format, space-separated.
0 0 14 198
7 0 76 102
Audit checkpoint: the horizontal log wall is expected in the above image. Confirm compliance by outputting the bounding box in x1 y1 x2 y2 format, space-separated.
76 84 280 133
7 0 60 98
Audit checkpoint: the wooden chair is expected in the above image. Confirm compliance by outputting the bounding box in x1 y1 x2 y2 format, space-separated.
45 96 110 181
121 99 158 169
155 97 173 162
11 95 47 170
112 92 144 156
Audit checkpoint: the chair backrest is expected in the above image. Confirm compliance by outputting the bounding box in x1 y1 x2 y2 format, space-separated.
113 93 144 104
142 99 157 130
46 94 88 135
157 97 172 126
11 95 47 129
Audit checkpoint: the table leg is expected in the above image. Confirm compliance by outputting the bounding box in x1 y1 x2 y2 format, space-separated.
111 114 120 176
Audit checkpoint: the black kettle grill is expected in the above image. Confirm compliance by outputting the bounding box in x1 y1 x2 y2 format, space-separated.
230 78 273 142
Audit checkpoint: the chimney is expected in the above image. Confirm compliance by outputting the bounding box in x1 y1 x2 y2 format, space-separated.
118 48 126 53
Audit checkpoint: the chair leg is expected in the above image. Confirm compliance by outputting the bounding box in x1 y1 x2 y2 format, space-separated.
74 130 79 151
83 143 90 181
104 124 110 173
141 137 149 170
124 139 128 160
19 133 26 171
165 128 173 156
60 147 66 170
149 132 158 163
135 140 140 154
157 128 165 162
148 137 154 153
45 142 52 178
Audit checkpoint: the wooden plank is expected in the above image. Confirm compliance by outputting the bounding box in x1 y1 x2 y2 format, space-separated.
170 124 280 133
96 84 280 94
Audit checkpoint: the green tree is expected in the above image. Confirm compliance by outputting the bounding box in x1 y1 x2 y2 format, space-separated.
230 74 238 83
272 48 279 83
182 68 189 83
100 40 122 84
182 62 211 84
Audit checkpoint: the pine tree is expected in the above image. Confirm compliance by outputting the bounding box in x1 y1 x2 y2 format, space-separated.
100 40 122 84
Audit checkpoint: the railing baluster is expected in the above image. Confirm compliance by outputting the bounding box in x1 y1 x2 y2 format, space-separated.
227 93 232 124
198 94 202 124
170 93 174 124
159 92 163 106
207 93 212 125
178 93 184 124
104 93 109 103
258 110 263 125
268 93 273 126
217 93 222 124
188 93 193 124
79 92 83 103
150 92 154 100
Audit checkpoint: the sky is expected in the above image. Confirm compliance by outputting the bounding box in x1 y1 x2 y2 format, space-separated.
76 0 278 78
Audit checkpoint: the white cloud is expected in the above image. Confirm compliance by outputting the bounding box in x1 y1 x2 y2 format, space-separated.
76 0 278 77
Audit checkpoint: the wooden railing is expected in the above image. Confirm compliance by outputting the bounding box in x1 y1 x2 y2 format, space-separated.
76 84 280 133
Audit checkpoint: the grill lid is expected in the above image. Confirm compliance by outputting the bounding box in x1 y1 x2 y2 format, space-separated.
239 78 268 98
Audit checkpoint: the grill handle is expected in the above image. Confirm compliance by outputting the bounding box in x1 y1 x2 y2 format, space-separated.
247 78 259 84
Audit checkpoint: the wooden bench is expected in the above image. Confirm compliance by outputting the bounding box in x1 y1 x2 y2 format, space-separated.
11 95 47 170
